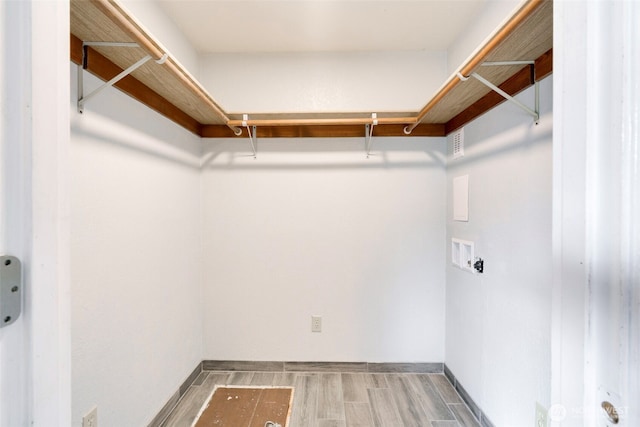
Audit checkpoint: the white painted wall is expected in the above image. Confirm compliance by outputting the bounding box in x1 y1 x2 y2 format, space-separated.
199 51 447 114
445 77 552 426
190 0 523 115
200 137 447 362
70 68 203 426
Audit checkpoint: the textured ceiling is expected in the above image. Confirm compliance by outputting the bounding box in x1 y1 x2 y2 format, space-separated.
156 0 488 53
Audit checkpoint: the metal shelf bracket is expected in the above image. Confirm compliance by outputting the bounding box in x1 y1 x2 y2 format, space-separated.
365 113 377 158
77 42 168 114
242 114 257 159
459 60 540 124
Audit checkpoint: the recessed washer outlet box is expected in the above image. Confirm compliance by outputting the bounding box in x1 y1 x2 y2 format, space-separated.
452 238 475 273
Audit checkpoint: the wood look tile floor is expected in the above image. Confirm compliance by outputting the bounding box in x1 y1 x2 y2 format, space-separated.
160 371 480 427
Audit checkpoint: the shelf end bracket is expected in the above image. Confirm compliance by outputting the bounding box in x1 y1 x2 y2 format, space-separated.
242 114 257 159
77 42 151 114
469 71 539 124
365 113 377 158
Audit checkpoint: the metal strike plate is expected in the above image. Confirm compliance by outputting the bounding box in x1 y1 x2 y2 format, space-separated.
0 255 22 328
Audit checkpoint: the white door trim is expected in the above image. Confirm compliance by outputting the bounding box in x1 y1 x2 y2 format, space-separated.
551 1 588 424
552 1 640 426
27 0 72 424
0 0 30 425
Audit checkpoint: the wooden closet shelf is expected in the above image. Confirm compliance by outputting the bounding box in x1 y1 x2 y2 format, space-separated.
70 0 552 138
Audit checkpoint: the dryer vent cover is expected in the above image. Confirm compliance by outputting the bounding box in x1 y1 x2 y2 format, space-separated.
452 128 464 159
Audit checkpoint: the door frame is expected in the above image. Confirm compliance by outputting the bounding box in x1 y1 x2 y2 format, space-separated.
0 0 30 423
28 0 72 424
1 0 72 425
552 1 639 426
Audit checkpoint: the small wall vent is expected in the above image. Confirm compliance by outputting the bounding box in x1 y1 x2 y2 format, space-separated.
452 128 464 159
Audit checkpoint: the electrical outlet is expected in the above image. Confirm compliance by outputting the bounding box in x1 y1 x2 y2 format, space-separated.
83 407 97 427
311 315 322 332
535 402 547 427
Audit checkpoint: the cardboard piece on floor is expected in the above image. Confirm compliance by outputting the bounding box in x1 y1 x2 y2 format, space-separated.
192 386 294 427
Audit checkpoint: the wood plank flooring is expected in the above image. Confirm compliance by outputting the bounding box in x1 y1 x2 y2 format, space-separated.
160 371 480 427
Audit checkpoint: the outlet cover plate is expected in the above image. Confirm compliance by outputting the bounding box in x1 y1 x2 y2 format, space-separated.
311 315 322 333
535 402 547 427
83 407 97 427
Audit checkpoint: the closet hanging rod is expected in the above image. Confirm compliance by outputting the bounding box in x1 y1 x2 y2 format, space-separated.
227 116 416 128
88 0 241 135
404 0 546 134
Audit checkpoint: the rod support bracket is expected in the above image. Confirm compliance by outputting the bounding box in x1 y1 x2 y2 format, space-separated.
155 53 169 64
365 113 377 158
243 114 257 159
470 69 540 124
77 41 151 114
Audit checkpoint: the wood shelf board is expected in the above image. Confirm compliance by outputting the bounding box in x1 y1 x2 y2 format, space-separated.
480 0 553 66
420 0 552 124
71 35 203 135
90 45 227 125
201 123 445 138
422 65 526 123
71 0 227 125
226 111 419 122
70 0 552 138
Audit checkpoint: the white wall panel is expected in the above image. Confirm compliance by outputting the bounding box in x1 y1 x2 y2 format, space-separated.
445 77 553 426
199 51 447 114
70 68 203 427
201 137 447 362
